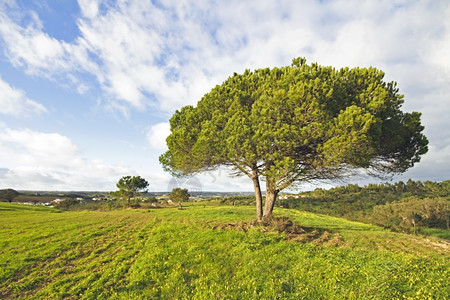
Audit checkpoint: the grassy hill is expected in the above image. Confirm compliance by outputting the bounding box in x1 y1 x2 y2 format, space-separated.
0 202 448 299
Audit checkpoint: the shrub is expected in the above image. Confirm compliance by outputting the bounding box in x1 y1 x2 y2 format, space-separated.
220 196 255 206
372 197 449 233
142 196 158 203
53 199 79 211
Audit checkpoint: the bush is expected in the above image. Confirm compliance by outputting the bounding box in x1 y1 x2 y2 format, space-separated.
220 196 255 206
53 199 79 211
372 197 449 233
142 196 158 203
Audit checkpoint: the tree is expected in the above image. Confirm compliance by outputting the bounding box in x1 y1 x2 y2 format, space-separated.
160 58 428 220
170 188 190 202
110 176 149 206
0 189 20 203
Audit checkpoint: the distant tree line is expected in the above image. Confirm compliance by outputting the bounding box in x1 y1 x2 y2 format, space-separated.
220 195 255 206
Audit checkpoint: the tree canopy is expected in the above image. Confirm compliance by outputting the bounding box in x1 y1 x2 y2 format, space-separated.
0 189 20 203
110 176 149 206
160 58 428 220
170 188 190 202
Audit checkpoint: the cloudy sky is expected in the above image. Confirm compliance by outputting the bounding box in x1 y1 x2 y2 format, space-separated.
0 0 449 192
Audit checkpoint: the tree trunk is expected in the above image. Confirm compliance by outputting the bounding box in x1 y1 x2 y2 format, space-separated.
263 179 279 218
251 171 263 221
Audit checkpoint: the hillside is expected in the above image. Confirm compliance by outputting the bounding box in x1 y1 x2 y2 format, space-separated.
0 202 448 299
275 180 449 237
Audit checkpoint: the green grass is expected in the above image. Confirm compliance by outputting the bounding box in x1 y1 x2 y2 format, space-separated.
421 227 450 240
0 202 448 299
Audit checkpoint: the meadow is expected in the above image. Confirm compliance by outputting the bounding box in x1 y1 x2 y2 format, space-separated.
0 202 448 299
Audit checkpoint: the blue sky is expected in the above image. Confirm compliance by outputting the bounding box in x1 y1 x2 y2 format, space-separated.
0 0 449 192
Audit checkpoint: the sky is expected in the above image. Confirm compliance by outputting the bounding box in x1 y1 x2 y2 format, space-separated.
0 0 449 192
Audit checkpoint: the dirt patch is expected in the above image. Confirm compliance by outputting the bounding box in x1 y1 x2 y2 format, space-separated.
413 237 450 253
212 216 343 246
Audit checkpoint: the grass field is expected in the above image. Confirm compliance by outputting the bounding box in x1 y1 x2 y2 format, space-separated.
0 202 448 299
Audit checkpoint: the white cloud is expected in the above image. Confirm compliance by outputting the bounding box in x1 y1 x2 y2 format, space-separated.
0 0 447 113
77 0 100 19
0 0 449 190
147 122 170 151
0 128 79 164
0 126 131 190
0 76 47 117
395 144 450 183
426 4 450 83
0 13 71 75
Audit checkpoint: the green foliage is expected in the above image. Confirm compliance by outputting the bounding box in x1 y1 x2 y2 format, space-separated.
58 200 112 211
169 188 190 202
276 180 449 236
110 176 149 206
0 189 20 203
160 58 428 219
277 180 448 216
53 198 79 211
372 197 449 233
220 195 255 206
421 227 450 240
142 196 158 203
0 202 448 299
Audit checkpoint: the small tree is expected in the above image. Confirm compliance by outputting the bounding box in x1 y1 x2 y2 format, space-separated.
0 189 20 203
170 188 190 202
110 176 149 206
